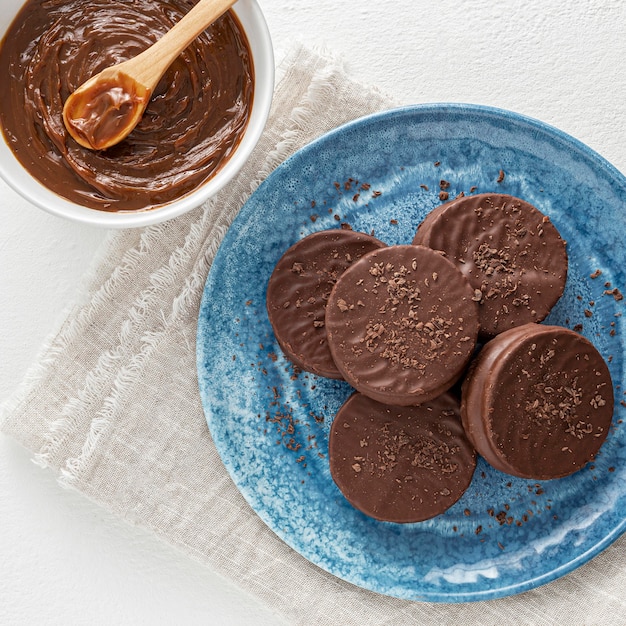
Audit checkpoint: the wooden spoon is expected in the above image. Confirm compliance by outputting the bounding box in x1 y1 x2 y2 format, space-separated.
62 0 235 151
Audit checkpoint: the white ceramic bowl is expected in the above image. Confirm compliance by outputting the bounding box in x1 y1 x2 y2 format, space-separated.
0 0 274 229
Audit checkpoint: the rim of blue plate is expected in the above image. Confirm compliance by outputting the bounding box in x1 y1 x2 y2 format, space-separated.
268 101 625 195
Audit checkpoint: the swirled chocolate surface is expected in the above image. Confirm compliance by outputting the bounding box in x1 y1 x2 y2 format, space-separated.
0 0 254 211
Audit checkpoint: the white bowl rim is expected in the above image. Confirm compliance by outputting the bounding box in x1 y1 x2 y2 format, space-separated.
0 0 274 229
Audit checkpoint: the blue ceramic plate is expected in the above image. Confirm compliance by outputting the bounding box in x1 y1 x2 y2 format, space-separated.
197 104 626 602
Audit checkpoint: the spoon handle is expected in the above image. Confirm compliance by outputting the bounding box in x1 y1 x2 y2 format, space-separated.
124 0 236 89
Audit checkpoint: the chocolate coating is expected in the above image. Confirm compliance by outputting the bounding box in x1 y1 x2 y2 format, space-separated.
413 194 568 339
461 323 614 480
325 245 479 405
0 0 254 211
329 392 476 523
266 229 385 378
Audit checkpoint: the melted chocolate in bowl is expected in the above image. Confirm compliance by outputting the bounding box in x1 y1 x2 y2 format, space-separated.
0 0 254 212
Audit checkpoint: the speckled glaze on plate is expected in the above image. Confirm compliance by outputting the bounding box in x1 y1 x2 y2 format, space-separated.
196 104 626 602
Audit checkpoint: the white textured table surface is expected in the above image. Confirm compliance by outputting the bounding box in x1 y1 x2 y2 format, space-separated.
1 1 625 624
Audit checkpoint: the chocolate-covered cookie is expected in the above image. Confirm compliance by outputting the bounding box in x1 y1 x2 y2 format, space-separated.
266 229 385 378
325 245 479 405
413 194 568 339
461 323 614 480
329 392 476 523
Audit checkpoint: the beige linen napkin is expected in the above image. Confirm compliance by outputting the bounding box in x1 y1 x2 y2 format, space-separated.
2 44 626 625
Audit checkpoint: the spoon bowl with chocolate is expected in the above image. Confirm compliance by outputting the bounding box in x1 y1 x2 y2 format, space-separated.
0 0 274 228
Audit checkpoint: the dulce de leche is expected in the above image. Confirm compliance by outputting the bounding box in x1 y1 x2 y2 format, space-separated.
0 0 255 212
63 73 151 151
